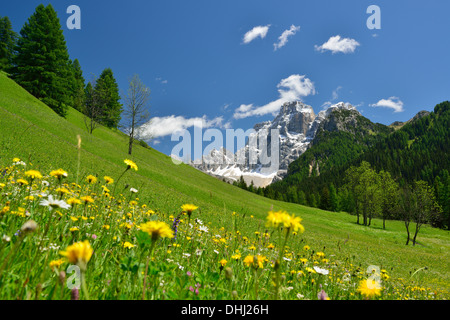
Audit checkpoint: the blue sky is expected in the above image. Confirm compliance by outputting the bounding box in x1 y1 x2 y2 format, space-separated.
2 0 450 157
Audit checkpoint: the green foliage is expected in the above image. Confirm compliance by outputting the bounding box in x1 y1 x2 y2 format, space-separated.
0 16 17 72
94 68 122 129
69 59 86 112
266 102 450 229
10 4 72 117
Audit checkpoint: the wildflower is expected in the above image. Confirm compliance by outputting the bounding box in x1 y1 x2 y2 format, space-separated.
313 266 329 275
103 225 110 230
50 169 68 179
17 179 28 186
219 259 228 267
231 253 241 260
25 170 43 180
86 175 97 184
67 198 82 206
49 259 64 270
104 176 114 184
303 245 310 251
198 225 209 233
56 187 70 195
139 221 174 241
266 210 305 233
40 195 71 211
59 240 93 270
318 289 330 300
130 188 138 193
80 196 94 204
243 255 267 269
70 227 79 232
124 159 138 171
181 204 198 215
267 243 275 250
316 252 325 259
123 242 135 249
357 279 383 299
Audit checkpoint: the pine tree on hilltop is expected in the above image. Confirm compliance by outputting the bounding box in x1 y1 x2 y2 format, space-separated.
11 4 72 117
0 16 17 72
94 68 122 129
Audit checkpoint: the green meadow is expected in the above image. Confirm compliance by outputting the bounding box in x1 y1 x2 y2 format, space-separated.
0 71 449 300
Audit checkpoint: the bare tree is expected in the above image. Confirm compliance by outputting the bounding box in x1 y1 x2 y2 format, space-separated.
123 74 150 155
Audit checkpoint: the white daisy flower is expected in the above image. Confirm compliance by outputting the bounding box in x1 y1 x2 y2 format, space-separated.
39 195 71 210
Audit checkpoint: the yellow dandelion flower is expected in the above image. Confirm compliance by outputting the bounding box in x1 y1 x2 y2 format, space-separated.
25 170 43 180
17 179 28 186
357 279 383 299
50 168 68 179
80 196 94 204
124 159 138 171
123 242 135 249
56 187 70 195
104 176 114 184
181 204 198 214
243 255 267 269
103 225 110 230
70 216 79 222
231 253 241 260
67 198 82 205
139 221 174 241
219 259 228 267
49 259 64 270
70 227 79 232
60 240 93 269
86 175 97 184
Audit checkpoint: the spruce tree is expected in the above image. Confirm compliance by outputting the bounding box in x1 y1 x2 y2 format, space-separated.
11 4 72 117
70 59 85 112
95 68 122 128
0 16 17 72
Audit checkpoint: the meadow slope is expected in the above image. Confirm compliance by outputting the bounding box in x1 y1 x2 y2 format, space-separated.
0 71 449 298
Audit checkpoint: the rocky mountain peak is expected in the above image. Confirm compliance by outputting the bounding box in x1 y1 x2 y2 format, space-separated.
192 101 368 187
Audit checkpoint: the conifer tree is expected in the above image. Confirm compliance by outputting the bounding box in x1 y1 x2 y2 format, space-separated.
11 4 72 117
94 68 122 128
0 16 17 72
70 59 86 112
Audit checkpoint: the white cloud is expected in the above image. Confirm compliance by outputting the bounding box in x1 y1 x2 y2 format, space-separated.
274 25 300 51
370 97 404 113
136 115 227 139
156 77 168 84
242 25 270 44
332 86 342 100
315 35 360 54
233 74 315 119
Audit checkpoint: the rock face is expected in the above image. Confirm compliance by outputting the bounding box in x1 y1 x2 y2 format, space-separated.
191 101 359 187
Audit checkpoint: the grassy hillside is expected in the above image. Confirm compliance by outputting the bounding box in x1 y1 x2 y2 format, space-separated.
0 72 449 299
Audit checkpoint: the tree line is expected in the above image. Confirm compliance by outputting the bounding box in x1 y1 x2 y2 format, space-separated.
0 4 150 155
235 101 450 234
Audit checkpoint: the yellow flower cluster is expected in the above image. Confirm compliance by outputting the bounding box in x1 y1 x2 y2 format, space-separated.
266 210 305 233
139 221 174 240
